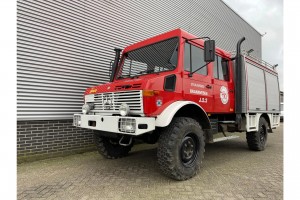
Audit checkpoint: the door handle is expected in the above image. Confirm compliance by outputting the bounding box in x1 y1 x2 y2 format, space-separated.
206 85 212 89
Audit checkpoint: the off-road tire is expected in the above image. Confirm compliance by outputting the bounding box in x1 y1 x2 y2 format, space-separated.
246 117 268 151
157 117 205 180
94 134 132 159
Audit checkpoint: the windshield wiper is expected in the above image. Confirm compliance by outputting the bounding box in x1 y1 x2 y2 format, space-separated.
118 74 131 79
138 69 154 74
138 69 161 75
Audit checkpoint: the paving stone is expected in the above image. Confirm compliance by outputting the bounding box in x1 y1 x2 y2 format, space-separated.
17 123 283 200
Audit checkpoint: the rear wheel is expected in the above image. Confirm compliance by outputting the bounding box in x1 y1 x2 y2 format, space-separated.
246 117 268 151
94 134 133 159
157 117 205 180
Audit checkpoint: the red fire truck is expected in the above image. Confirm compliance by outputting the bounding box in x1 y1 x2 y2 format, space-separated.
73 29 280 180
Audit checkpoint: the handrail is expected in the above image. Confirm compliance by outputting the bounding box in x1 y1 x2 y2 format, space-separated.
228 50 277 71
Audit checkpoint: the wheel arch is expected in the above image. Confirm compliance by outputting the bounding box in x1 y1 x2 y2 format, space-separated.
246 113 272 133
155 101 211 130
261 113 271 132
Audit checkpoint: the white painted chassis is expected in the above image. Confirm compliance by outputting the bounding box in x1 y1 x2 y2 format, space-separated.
246 113 280 132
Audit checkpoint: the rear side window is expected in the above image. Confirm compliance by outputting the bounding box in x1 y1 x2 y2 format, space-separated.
184 43 207 76
214 55 229 81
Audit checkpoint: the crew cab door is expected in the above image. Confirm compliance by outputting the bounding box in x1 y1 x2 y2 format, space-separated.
212 55 234 113
182 42 213 112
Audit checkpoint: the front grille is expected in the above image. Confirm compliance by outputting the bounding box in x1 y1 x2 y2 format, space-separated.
92 90 143 115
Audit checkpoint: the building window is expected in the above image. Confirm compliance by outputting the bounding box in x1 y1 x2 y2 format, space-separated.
184 43 207 76
214 55 229 81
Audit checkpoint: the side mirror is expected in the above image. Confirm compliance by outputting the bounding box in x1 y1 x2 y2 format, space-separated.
204 40 215 62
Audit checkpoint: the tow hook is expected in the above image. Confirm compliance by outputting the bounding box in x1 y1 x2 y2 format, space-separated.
119 135 133 146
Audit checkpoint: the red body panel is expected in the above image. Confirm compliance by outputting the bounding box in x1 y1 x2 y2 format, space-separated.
85 29 236 117
211 60 235 113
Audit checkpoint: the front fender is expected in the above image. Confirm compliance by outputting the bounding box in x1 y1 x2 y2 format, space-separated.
155 101 210 128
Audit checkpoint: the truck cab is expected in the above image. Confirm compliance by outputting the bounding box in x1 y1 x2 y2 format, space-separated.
73 29 280 180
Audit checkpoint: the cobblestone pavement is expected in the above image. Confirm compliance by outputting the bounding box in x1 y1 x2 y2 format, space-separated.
17 123 283 200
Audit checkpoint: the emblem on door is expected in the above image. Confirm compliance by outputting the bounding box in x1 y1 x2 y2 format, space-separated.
220 86 229 104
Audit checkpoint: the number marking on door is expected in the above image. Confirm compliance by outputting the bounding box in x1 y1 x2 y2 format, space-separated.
199 98 208 103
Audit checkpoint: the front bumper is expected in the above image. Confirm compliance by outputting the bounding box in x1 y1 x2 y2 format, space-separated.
73 114 155 136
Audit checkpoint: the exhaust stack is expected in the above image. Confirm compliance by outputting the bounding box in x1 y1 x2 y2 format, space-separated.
235 37 245 129
110 48 122 82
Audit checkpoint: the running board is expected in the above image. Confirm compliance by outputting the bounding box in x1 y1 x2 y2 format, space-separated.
213 135 239 143
218 121 236 124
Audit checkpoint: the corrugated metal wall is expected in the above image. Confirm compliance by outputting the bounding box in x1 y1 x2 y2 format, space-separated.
17 0 262 120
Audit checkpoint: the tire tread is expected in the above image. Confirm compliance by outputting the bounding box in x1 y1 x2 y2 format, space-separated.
94 134 132 159
157 117 205 180
246 117 268 151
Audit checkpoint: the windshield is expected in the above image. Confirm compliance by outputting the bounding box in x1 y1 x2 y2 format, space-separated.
117 37 178 79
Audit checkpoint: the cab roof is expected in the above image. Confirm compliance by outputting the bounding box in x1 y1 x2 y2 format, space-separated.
123 28 231 59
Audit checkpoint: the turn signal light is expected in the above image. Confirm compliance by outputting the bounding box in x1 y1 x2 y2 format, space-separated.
142 90 160 96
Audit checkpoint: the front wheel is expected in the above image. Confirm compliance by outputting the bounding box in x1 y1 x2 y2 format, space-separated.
246 117 268 151
157 117 205 180
94 134 133 159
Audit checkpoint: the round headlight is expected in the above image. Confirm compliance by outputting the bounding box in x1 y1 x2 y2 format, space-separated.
82 103 94 114
119 103 130 116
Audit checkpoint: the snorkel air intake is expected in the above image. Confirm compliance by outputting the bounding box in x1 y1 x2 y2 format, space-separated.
235 37 245 130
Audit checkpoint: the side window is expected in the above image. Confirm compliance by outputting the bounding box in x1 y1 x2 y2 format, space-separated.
184 43 207 76
213 55 219 79
214 55 229 81
221 59 229 81
184 43 190 72
191 45 207 75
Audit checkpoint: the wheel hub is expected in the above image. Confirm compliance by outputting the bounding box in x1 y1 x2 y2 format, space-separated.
181 135 198 165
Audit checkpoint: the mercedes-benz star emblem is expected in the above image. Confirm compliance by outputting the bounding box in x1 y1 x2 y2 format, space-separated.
103 94 112 110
